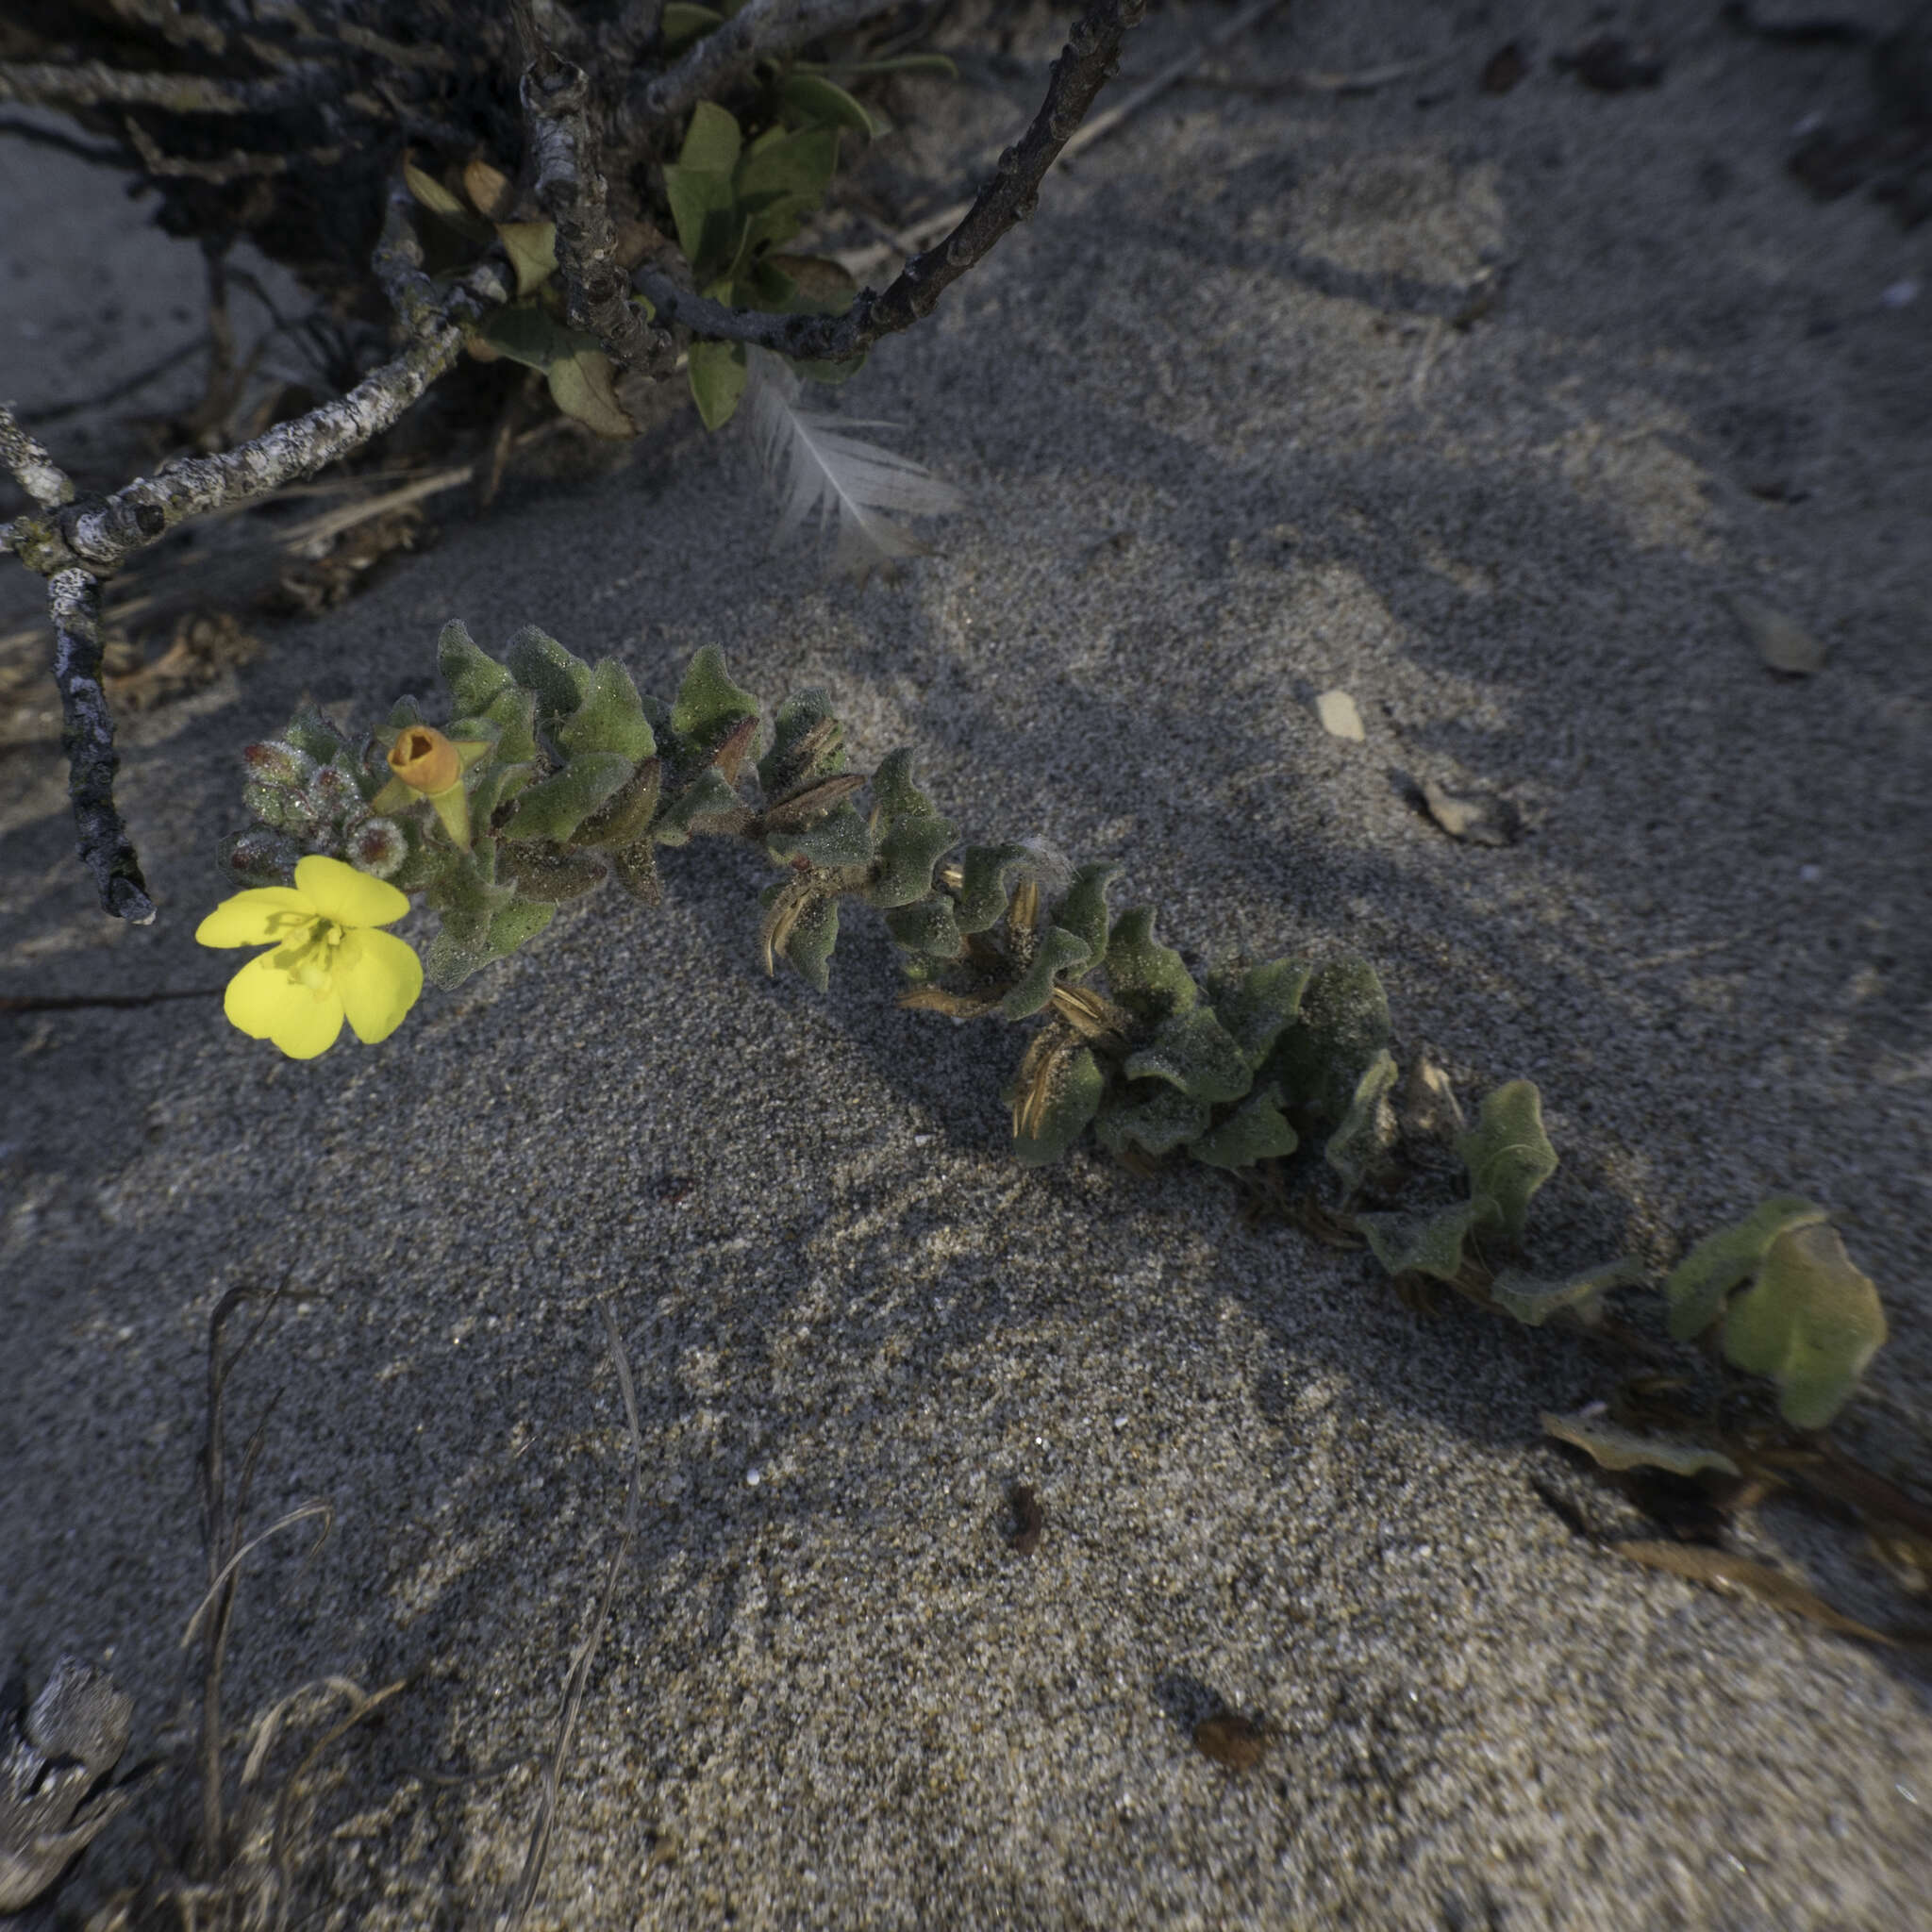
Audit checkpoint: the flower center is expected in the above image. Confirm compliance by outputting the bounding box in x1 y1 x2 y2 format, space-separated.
280 916 344 991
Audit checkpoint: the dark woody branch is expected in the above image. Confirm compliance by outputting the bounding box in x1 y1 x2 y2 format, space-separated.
636 0 1148 359
0 58 333 116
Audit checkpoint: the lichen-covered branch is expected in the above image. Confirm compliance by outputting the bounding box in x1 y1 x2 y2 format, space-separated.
51 567 155 924
0 404 74 512
630 0 902 132
514 47 679 375
635 0 1148 357
0 58 331 116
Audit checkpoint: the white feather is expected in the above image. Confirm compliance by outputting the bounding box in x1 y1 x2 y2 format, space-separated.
744 346 963 576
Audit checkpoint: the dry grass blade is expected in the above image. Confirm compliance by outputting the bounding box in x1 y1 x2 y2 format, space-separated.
1614 1541 1893 1643
1010 1025 1074 1141
1049 982 1127 1046
269 1677 407 1922
897 985 1006 1019
760 773 866 832
503 1300 644 1929
177 1504 334 1654
1006 877 1040 940
759 875 818 976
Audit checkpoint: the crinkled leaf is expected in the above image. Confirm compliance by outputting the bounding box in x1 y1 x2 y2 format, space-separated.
506 625 591 719
952 842 1033 932
425 896 555 987
758 690 845 799
1457 1080 1557 1243
670 645 759 754
1096 1082 1210 1159
572 756 660 847
1324 1048 1400 1192
1009 1043 1105 1168
439 620 511 715
1051 863 1118 961
1492 1256 1646 1327
499 841 608 901
766 800 873 869
558 658 657 761
1213 957 1312 1072
763 883 839 991
405 159 492 239
1358 1202 1483 1283
1124 1007 1251 1104
612 838 661 906
1104 907 1197 1023
870 812 957 908
868 746 933 827
477 684 538 765
1722 1222 1887 1430
1189 1084 1299 1170
1664 1195 1827 1342
1541 1411 1740 1478
496 219 558 296
653 765 744 844
467 758 535 829
463 158 512 217
548 349 636 439
1001 925 1094 1020
884 895 964 959
1269 955 1390 1120
499 753 631 842
689 337 748 429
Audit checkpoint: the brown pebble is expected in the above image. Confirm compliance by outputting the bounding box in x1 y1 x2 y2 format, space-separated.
1192 1711 1268 1770
1006 1482 1043 1556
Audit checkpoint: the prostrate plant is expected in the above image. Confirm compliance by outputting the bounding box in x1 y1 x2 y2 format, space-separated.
205 623 1895 1445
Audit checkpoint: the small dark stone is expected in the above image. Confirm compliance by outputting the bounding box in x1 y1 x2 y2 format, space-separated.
1006 1481 1043 1556
1193 1711 1268 1770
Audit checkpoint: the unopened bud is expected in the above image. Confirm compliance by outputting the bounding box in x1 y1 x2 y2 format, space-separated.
389 724 462 794
348 816 408 878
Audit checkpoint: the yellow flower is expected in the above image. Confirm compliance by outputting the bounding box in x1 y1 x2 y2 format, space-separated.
369 724 491 850
195 855 423 1059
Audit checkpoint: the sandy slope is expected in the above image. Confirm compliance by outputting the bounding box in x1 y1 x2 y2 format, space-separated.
4 3 1930 1926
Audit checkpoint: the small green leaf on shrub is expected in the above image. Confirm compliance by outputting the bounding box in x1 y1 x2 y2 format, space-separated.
475 300 596 371
1541 1410 1740 1478
768 801 873 869
496 220 558 296
688 338 748 428
506 625 592 719
1001 926 1094 1019
764 884 839 991
499 841 608 901
663 167 741 276
1491 1256 1645 1328
1457 1080 1557 1242
670 645 759 753
1663 1195 1826 1342
572 757 661 847
1324 1049 1399 1193
659 2 724 54
780 72 876 138
1104 907 1198 1023
558 658 657 761
549 350 636 439
1189 1085 1298 1170
1270 957 1391 1120
885 895 965 959
1124 1008 1251 1104
653 765 746 844
478 684 539 766
759 690 845 798
869 747 934 825
679 99 742 174
425 897 556 989
1721 1222 1887 1430
1358 1202 1482 1283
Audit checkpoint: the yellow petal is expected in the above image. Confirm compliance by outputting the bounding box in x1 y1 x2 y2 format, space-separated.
293 855 410 929
334 928 424 1044
195 888 312 949
223 951 346 1058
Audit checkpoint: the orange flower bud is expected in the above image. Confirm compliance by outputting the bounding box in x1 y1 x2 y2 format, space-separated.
389 724 462 794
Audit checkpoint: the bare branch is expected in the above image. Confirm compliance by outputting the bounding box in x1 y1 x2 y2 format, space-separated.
51 567 156 924
124 112 342 184
0 113 134 168
0 405 74 510
515 47 680 375
637 0 1149 359
0 58 331 116
631 0 901 132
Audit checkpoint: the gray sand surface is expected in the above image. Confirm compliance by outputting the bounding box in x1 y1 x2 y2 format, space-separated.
5 3 1931 1926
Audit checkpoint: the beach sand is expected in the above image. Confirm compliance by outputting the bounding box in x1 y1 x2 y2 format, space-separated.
4 3 1930 1925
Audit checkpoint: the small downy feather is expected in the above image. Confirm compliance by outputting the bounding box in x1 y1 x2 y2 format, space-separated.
745 347 963 576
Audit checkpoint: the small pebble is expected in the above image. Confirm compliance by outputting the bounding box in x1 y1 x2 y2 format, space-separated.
1193 1711 1269 1770
1316 690 1365 741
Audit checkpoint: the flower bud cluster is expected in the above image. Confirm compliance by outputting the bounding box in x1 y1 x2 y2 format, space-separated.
221 711 410 887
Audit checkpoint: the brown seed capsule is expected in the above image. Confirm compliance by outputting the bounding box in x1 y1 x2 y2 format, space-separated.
1192 1712 1268 1771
